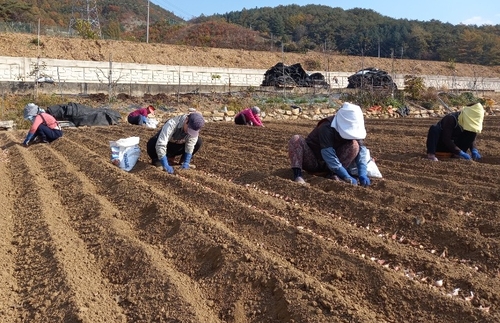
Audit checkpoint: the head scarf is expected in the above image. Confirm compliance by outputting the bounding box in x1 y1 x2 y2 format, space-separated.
23 103 40 120
251 106 261 115
331 102 366 140
458 103 484 133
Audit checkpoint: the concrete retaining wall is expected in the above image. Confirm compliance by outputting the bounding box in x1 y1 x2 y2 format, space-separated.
1 56 499 95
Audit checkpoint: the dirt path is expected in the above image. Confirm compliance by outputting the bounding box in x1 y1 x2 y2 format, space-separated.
1 116 500 322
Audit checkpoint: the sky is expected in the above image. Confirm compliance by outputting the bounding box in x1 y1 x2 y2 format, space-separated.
152 0 500 26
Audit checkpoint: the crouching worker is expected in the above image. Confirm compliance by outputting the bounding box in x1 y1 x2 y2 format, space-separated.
22 103 62 146
288 102 371 187
128 105 155 126
234 106 264 127
426 103 485 161
147 111 205 174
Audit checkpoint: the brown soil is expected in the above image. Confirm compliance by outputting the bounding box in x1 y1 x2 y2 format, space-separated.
2 32 500 78
1 115 500 322
2 32 500 323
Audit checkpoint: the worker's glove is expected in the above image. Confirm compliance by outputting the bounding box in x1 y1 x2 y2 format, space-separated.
458 151 471 160
471 148 481 161
345 177 358 185
358 175 371 187
181 153 192 169
356 162 370 187
160 156 174 174
335 166 358 186
23 133 34 146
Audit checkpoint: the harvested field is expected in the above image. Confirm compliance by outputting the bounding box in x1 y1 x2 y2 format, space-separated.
1 115 500 323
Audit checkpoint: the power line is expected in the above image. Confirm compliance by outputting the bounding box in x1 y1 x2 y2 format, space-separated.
153 0 196 20
69 0 102 37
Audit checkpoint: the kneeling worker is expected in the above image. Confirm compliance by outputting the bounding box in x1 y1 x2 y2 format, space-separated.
426 103 484 161
147 111 205 174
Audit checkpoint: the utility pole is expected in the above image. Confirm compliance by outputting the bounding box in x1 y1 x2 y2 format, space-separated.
324 40 328 87
146 0 150 43
361 47 364 89
35 18 41 99
282 42 286 98
378 37 380 58
391 49 395 96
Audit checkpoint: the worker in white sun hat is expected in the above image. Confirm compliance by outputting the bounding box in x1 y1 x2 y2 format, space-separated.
287 102 371 186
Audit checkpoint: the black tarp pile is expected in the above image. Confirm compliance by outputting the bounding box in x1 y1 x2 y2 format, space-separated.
347 67 397 90
261 62 329 88
47 102 122 127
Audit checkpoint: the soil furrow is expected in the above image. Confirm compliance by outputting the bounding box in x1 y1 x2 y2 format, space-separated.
190 168 496 292
30 139 221 322
49 135 372 322
132 163 497 322
56 130 470 322
85 119 500 277
6 139 118 322
1 114 499 322
0 136 19 323
224 172 500 274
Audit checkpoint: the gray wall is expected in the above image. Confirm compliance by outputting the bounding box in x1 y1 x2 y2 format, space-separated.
1 56 499 95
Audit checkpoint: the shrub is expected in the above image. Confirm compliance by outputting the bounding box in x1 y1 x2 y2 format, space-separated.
29 38 44 47
420 87 439 104
384 96 404 109
448 92 479 106
74 19 99 40
404 75 426 100
340 89 402 109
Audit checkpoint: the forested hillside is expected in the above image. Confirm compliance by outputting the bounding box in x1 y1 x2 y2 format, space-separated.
202 5 500 65
0 0 181 39
1 1 500 66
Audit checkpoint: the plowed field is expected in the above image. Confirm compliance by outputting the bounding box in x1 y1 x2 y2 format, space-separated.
1 116 500 323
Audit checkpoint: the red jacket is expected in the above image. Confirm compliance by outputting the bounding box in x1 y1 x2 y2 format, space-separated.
235 108 263 126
